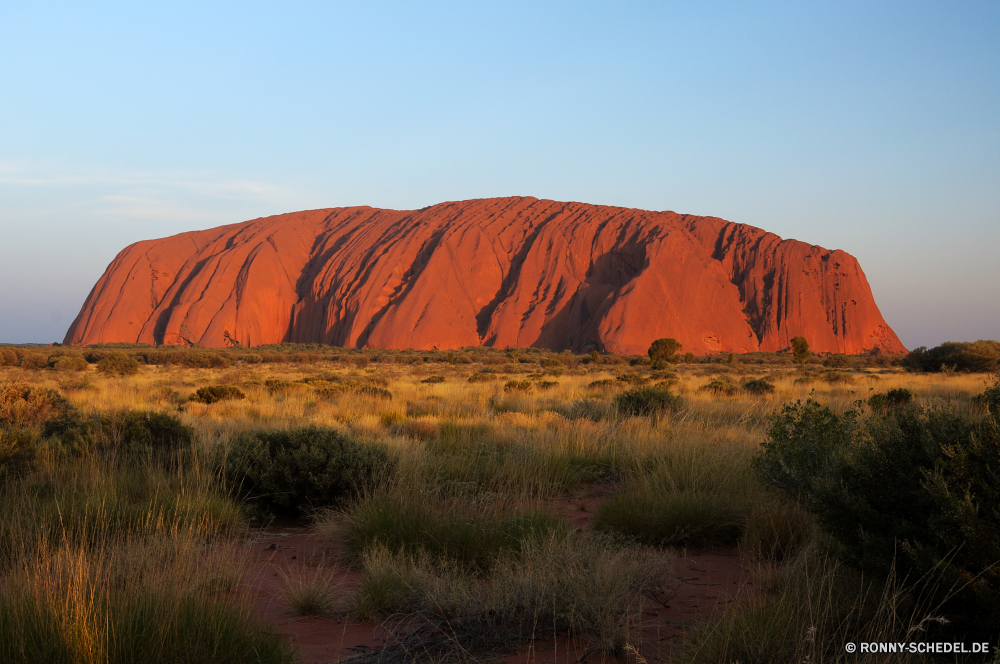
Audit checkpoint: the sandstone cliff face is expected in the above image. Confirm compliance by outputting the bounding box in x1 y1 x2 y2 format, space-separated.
64 197 906 355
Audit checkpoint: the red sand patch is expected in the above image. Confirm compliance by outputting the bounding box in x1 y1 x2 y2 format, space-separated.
243 494 757 663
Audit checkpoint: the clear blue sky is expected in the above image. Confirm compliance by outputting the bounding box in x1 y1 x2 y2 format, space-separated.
1 1 997 348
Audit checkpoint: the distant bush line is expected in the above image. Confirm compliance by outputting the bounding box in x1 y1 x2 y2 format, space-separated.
0 342 915 373
902 340 1000 373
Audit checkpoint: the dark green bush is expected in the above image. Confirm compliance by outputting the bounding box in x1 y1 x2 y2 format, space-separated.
420 375 445 384
755 393 1000 637
867 387 912 410
220 427 395 516
43 410 193 460
503 380 532 393
742 378 775 395
189 385 247 404
97 352 140 377
614 386 683 417
648 338 682 363
0 348 18 366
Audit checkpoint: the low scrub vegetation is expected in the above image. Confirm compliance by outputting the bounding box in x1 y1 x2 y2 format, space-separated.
613 385 683 416
220 426 394 517
189 384 247 404
755 378 1000 638
350 535 672 658
1 343 995 661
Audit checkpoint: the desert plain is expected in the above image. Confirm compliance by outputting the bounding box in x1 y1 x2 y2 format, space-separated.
1 341 998 663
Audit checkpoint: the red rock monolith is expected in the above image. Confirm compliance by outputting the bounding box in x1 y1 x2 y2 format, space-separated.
64 197 906 355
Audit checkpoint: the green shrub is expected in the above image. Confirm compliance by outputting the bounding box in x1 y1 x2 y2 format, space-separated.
754 393 1000 637
420 375 445 384
189 385 247 404
503 380 532 393
467 372 497 383
614 386 683 417
97 352 140 377
753 399 856 500
220 427 394 516
867 387 912 410
43 410 194 460
536 380 558 390
648 338 681 363
742 378 775 395
240 353 263 364
539 358 562 368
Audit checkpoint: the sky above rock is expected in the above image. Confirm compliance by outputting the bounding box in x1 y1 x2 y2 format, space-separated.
1 1 997 348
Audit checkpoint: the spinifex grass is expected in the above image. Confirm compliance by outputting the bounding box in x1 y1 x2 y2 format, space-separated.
336 492 567 573
350 534 673 658
0 512 291 664
279 562 345 616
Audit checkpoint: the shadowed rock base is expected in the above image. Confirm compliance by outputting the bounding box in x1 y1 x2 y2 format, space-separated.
64 197 905 355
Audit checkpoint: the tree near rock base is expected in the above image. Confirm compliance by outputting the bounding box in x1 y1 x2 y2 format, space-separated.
791 336 810 364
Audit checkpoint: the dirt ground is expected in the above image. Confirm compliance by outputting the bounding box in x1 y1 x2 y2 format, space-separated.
242 490 758 664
